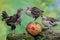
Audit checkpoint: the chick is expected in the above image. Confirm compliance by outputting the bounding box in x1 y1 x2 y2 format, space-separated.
42 16 59 30
2 9 23 35
26 6 44 21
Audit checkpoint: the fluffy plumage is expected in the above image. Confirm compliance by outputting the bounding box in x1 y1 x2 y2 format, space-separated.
2 9 23 31
26 7 44 21
42 16 59 30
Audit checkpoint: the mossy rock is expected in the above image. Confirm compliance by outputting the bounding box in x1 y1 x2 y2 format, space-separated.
38 30 60 40
7 30 60 40
7 33 34 40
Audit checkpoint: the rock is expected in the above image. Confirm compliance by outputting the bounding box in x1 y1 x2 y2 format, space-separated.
7 30 60 40
7 33 34 40
37 30 60 40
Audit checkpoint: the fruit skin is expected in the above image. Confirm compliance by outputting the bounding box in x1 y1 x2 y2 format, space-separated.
26 22 42 36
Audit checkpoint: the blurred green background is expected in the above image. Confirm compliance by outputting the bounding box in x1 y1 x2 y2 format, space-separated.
0 0 60 40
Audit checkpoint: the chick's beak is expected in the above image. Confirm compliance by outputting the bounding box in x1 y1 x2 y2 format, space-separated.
27 6 32 11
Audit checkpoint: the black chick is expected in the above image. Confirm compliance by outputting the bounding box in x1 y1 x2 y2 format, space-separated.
2 9 23 35
26 6 44 21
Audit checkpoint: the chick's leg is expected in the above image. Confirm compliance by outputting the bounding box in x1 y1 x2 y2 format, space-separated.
11 23 16 36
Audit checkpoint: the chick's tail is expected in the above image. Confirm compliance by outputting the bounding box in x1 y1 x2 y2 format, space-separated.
2 11 9 20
